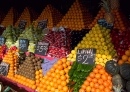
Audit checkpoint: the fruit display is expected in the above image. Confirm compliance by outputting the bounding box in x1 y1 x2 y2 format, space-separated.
1 7 19 27
57 0 93 30
89 0 130 32
3 46 18 78
36 58 71 92
14 7 32 27
43 28 71 58
79 64 112 92
67 24 117 66
14 25 43 52
35 4 63 28
70 29 89 50
0 45 7 60
68 62 94 92
16 53 42 80
111 29 130 56
2 25 21 48
118 48 130 65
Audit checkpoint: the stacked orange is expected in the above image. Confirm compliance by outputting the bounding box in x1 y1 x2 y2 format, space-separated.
14 7 32 27
1 7 19 27
36 58 71 92
89 8 130 32
118 48 130 65
57 0 93 30
35 4 63 28
3 48 19 79
35 69 43 88
14 74 36 90
79 64 113 92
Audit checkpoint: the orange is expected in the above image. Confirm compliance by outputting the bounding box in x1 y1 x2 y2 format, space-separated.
98 79 103 84
81 84 86 90
95 73 101 79
122 55 128 61
57 60 63 65
66 62 71 66
128 57 130 62
63 63 67 68
93 68 99 73
79 89 85 92
89 72 95 78
61 58 67 63
86 86 91 92
92 78 98 83
60 70 65 75
125 50 130 56
50 82 54 87
61 75 66 80
56 74 61 79
58 85 62 90
99 85 105 90
118 59 124 65
101 74 107 81
61 81 67 86
96 64 103 69
94 83 99 89
84 80 89 86
63 86 68 91
99 69 105 74
50 68 55 72
90 82 94 87
58 65 64 70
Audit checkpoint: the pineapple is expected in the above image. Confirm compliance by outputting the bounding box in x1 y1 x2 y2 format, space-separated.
100 0 114 24
110 0 120 10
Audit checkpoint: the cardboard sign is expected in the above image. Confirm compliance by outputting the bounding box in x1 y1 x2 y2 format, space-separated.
38 19 48 29
18 20 27 30
35 42 49 56
76 48 96 65
0 62 9 76
0 37 5 46
19 39 29 52
98 18 113 29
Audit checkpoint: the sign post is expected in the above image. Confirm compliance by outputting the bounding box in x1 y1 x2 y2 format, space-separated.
19 39 29 52
76 48 96 65
0 37 5 46
0 62 9 76
35 42 49 56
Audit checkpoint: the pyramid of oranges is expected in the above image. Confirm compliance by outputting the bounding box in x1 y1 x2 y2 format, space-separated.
36 58 71 92
35 4 63 29
15 7 32 27
79 64 112 92
67 24 117 66
3 47 19 79
1 7 19 27
89 8 130 32
57 0 93 30
0 10 5 24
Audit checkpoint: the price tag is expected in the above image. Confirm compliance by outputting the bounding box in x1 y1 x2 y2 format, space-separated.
19 39 29 52
38 19 48 29
35 42 49 56
76 48 96 65
18 20 27 30
0 62 10 76
0 37 5 46
98 18 113 29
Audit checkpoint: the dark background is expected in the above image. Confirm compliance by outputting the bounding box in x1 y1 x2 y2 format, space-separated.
0 0 129 19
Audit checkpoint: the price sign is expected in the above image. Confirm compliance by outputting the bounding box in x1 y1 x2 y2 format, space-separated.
19 39 29 52
35 42 49 56
98 18 113 29
76 48 96 65
0 62 9 76
18 20 27 30
0 37 5 46
38 19 48 29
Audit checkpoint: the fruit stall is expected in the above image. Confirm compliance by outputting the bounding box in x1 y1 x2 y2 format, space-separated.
0 0 130 92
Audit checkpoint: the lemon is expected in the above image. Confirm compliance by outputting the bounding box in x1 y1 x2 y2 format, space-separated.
97 54 102 58
71 58 76 62
106 55 112 60
98 58 103 63
68 54 73 58
71 50 76 55
102 55 107 59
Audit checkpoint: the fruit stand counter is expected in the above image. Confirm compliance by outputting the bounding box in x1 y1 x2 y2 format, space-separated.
0 76 36 92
